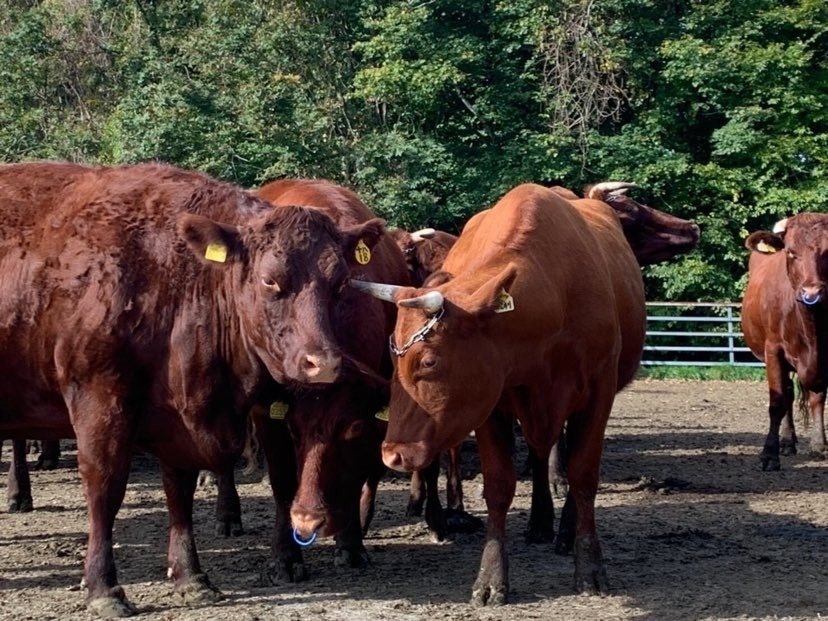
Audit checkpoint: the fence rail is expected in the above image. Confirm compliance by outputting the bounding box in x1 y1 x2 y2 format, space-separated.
643 302 764 367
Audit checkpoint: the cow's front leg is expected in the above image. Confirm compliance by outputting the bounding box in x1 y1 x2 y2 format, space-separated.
253 412 306 584
214 468 244 536
471 411 516 606
761 352 791 470
334 502 370 569
7 439 33 512
161 464 222 605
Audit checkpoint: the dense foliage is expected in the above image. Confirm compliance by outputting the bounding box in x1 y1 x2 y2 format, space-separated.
1 0 826 301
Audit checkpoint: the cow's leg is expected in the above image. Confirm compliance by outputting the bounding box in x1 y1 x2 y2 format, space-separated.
8 439 33 513
334 499 370 568
213 468 244 536
806 389 827 455
444 444 483 534
779 375 797 455
71 396 136 618
359 461 384 535
406 468 427 517
470 410 516 606
761 351 791 471
556 400 612 595
35 439 61 470
161 464 222 604
525 445 555 543
253 412 306 584
417 457 446 541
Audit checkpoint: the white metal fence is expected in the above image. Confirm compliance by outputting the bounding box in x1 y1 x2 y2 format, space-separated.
643 302 764 367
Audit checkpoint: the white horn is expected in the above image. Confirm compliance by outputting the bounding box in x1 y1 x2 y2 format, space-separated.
410 227 437 242
588 182 638 199
398 290 445 314
349 279 404 303
772 218 788 234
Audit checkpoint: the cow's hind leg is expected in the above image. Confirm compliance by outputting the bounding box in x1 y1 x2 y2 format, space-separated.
162 464 222 604
7 439 33 512
525 445 555 544
214 468 244 536
35 439 61 470
806 389 827 456
470 410 516 606
444 444 483 534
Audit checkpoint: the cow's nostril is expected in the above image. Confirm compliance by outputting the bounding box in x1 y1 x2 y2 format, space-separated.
303 352 341 383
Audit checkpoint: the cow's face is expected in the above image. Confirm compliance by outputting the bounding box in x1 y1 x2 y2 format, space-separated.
747 214 828 307
287 392 386 539
602 194 700 266
380 266 516 472
389 228 457 286
177 207 385 385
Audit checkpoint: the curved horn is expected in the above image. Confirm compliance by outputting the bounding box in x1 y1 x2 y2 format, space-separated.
349 279 404 303
398 290 445 314
410 227 436 242
588 182 638 200
772 218 788 234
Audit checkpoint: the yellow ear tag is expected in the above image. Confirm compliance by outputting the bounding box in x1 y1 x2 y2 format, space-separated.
756 241 777 254
355 239 372 265
375 408 389 422
269 401 289 420
205 243 228 263
494 289 515 314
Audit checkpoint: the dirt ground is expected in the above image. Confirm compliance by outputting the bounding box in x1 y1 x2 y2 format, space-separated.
1 379 827 621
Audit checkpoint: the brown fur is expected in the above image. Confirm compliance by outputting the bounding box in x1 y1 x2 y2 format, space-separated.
0 161 380 614
382 183 646 604
742 213 828 470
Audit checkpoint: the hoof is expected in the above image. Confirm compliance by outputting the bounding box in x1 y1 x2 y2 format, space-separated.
444 509 484 534
174 574 222 605
405 500 424 518
8 497 33 513
574 567 610 595
334 545 369 569
266 558 308 584
525 525 555 544
760 454 781 471
86 586 137 619
470 583 508 606
216 519 244 537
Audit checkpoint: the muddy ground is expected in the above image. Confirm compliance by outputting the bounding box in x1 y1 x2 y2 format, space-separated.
1 379 827 621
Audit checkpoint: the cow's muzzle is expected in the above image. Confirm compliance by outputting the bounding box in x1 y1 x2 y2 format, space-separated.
381 440 433 472
799 286 824 307
301 351 341 383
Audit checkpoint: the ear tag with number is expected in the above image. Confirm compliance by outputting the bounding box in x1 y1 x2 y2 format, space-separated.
494 289 515 313
269 402 289 420
355 239 372 265
375 408 389 422
205 243 228 263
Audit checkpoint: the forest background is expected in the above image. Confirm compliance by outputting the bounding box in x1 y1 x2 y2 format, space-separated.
0 0 825 301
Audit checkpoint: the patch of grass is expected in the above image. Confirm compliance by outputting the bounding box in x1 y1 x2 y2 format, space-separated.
637 365 766 381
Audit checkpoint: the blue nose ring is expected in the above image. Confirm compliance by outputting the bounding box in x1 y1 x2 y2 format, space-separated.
293 528 318 547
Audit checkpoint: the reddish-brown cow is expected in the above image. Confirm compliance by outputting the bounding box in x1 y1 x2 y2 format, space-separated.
742 214 828 470
250 179 410 580
0 162 382 617
352 183 646 604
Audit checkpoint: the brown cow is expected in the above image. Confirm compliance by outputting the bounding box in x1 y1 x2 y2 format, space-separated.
0 162 383 617
742 214 828 470
249 179 410 580
350 183 646 604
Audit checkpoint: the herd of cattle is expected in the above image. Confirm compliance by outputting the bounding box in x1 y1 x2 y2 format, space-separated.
0 159 822 618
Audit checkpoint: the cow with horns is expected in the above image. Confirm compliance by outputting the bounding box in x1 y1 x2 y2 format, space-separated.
349 183 647 604
742 214 828 470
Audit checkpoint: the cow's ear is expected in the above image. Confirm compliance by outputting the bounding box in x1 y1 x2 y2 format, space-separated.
340 218 386 266
467 263 519 316
746 231 784 254
177 214 241 265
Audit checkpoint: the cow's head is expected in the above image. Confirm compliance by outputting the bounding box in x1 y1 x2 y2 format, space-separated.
177 206 385 385
746 214 828 307
586 182 700 265
388 228 458 286
351 264 517 471
287 388 387 542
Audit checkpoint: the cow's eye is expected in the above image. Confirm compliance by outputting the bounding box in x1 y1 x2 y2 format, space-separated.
262 277 281 293
421 354 438 370
342 420 366 440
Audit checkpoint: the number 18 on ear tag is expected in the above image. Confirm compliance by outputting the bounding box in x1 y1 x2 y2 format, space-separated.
355 239 372 265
